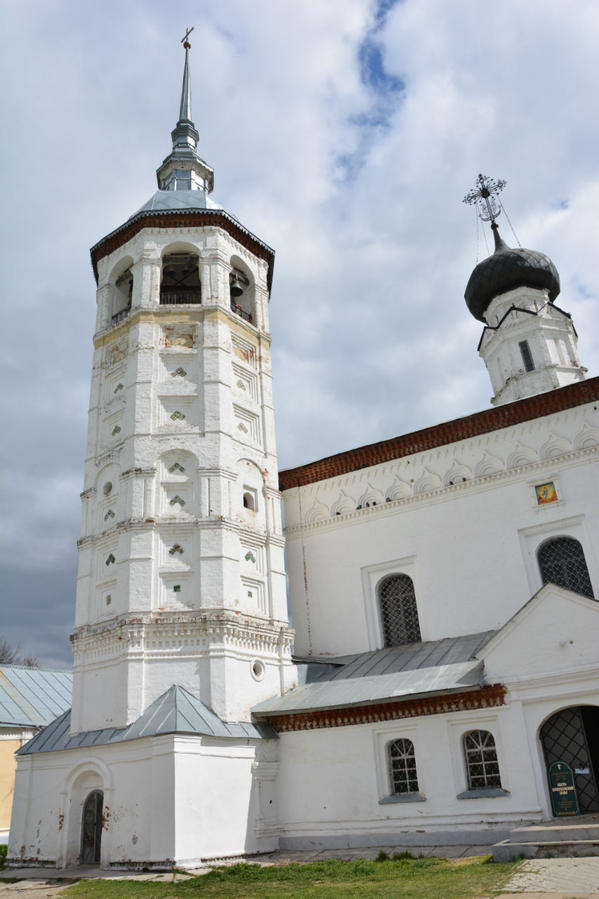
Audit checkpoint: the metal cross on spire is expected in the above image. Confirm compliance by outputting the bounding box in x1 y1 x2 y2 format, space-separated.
463 173 507 224
181 26 194 49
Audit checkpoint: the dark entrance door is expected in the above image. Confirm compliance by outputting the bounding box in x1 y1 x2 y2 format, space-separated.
540 706 599 814
81 790 103 864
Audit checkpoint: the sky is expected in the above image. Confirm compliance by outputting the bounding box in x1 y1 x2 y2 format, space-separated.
1 0 598 667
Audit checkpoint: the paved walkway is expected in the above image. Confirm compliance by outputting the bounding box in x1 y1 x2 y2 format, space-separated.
500 857 599 897
1 853 599 897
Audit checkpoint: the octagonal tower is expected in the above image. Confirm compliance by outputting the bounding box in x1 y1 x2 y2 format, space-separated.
71 40 295 733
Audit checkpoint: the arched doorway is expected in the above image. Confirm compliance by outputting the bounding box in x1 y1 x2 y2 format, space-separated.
540 706 599 815
81 790 103 864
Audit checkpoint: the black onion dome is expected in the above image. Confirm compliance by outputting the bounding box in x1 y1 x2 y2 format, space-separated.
465 224 560 322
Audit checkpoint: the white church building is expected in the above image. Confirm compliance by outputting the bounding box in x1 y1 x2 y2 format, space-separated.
8 42 599 868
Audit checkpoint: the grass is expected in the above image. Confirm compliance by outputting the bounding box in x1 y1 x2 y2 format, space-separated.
62 855 519 898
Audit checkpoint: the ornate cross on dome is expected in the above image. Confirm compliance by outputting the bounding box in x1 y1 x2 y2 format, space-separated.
463 173 506 224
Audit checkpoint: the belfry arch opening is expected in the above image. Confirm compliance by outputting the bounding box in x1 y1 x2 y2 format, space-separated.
161 251 202 305
110 258 133 326
229 259 253 322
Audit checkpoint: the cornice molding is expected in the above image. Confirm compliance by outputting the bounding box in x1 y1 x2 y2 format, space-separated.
284 444 597 535
262 684 506 733
71 611 294 664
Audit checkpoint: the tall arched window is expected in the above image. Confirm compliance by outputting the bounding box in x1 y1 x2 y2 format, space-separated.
463 730 501 790
538 537 594 598
388 738 419 794
378 574 421 646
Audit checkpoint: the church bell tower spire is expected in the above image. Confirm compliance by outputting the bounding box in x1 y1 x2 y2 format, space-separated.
69 34 294 736
156 28 214 194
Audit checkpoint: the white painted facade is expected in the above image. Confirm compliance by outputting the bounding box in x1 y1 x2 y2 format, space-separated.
9 734 278 867
283 402 599 658
273 585 599 849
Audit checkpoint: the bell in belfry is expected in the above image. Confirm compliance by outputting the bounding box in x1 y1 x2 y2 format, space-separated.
230 271 244 297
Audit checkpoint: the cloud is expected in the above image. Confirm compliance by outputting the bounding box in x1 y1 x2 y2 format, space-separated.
1 0 598 665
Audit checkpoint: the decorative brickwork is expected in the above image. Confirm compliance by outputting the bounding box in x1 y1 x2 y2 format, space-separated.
279 378 599 490
263 684 506 733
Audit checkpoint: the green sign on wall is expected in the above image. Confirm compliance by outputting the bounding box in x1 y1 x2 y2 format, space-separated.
548 761 579 817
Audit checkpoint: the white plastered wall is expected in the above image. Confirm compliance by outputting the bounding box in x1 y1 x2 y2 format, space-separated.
8 734 278 867
283 402 599 657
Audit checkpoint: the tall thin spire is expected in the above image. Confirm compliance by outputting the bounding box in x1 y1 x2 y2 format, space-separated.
155 29 214 194
178 27 193 123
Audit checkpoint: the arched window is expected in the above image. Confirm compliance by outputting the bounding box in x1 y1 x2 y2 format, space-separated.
538 537 594 598
378 574 421 646
463 730 501 790
388 738 419 795
243 490 256 511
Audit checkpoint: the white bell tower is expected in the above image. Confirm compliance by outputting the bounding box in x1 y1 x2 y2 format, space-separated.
463 174 586 406
71 35 295 733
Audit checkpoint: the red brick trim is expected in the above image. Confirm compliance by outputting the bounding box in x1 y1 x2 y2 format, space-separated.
279 378 599 490
263 684 506 732
90 209 275 292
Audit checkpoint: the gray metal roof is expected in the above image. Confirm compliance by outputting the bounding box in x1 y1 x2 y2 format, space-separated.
130 189 226 219
19 684 276 755
0 666 72 728
253 632 494 717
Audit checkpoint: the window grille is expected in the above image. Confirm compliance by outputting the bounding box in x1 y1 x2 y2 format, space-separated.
463 730 501 789
388 738 419 794
378 574 421 646
538 537 594 598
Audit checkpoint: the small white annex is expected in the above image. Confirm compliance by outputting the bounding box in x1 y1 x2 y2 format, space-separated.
7 48 599 868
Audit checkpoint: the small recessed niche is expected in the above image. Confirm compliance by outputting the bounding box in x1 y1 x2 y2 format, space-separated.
250 659 265 681
243 488 257 511
103 482 113 496
173 584 181 593
105 594 112 606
